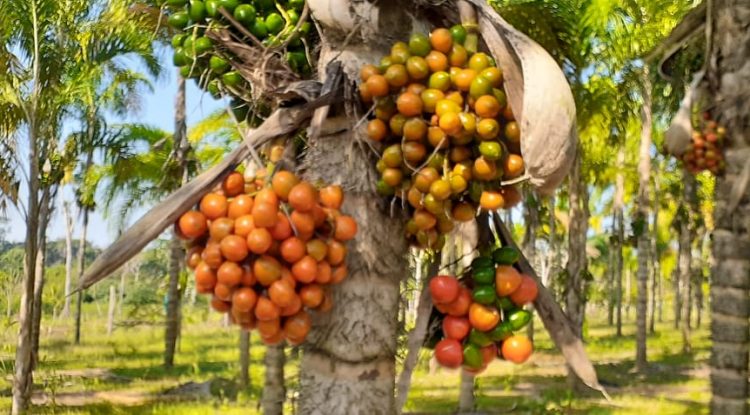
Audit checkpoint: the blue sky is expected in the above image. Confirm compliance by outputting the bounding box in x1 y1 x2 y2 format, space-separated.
3 52 224 248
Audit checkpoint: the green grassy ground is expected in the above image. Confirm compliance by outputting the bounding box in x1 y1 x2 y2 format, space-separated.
0 311 709 414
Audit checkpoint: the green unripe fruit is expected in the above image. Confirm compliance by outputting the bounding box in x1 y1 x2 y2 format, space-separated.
209 55 230 74
189 0 206 22
233 4 256 25
221 71 242 87
265 13 284 35
167 11 190 29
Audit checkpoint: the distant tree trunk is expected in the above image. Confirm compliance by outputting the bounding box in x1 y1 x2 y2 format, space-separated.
12 87 42 415
673 268 681 329
708 3 750 412
649 168 660 334
613 147 625 337
262 345 285 415
395 259 438 413
692 229 705 329
635 68 652 372
62 201 74 318
106 285 116 335
239 331 250 390
31 188 53 367
678 171 695 354
165 73 188 368
74 205 90 345
457 371 475 413
565 151 589 388
547 195 560 300
522 190 538 341
606 220 615 327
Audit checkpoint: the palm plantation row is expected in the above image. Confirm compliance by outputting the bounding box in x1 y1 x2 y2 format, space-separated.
1 0 747 414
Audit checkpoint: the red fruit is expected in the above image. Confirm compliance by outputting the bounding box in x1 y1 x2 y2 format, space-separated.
442 315 471 340
429 275 459 304
434 338 463 368
510 275 538 306
481 344 497 365
444 287 471 316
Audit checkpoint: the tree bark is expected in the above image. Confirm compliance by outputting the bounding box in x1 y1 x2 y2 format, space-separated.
239 331 250 390
707 2 750 412
565 151 588 389
635 68 652 372
296 2 410 413
395 259 437 413
31 188 53 367
457 371 475 413
613 147 625 337
165 73 188 368
74 206 89 345
649 169 660 334
12 15 42 407
678 171 696 354
106 285 116 336
522 190 538 341
62 201 74 317
262 345 285 415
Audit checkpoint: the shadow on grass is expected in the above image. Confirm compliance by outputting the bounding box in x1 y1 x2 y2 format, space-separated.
110 361 234 380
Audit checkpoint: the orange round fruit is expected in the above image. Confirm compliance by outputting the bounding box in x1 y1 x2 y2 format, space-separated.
220 234 249 262
477 118 500 140
178 210 208 239
319 185 343 209
232 287 257 312
213 282 233 301
211 296 231 313
452 202 475 222
291 210 315 236
454 69 477 92
271 170 299 201
255 296 281 321
504 154 525 178
252 201 279 228
505 121 520 142
254 255 282 286
425 51 449 72
222 172 245 197
510 275 538 305
501 186 522 208
217 261 243 287
186 246 203 269
473 157 498 181
331 264 348 284
479 190 505 211
413 210 437 230
475 95 501 118
292 255 318 284
195 262 217 287
501 335 533 364
234 214 255 237
315 261 332 284
268 279 296 308
495 265 522 297
227 194 254 219
367 119 388 142
468 303 500 331
280 293 303 317
430 28 453 53
396 92 423 117
326 240 346 266
284 311 312 340
280 236 306 263
334 215 358 241
366 74 389 97
299 284 325 308
201 242 223 268
200 193 228 220
209 217 234 241
247 227 273 254
360 64 380 82
403 117 427 141
269 212 293 240
385 64 409 88
288 182 317 213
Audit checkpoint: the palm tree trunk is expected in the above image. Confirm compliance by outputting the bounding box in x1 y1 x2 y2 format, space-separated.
295 2 410 412
635 68 652 372
31 188 53 366
707 6 750 406
458 371 475 413
74 206 89 345
649 169 660 334
565 151 589 389
395 258 438 413
547 195 559 300
614 147 625 337
522 190 538 341
62 201 74 318
678 171 695 354
239 331 250 390
262 345 285 415
164 73 188 368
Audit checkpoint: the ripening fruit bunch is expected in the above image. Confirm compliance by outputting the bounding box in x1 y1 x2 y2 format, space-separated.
176 169 357 345
683 112 726 175
430 246 537 373
359 26 524 250
166 0 312 105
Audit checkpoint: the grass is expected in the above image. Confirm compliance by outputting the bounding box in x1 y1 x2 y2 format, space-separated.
0 309 710 414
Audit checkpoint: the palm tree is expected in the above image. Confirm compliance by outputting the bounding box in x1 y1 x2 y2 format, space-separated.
705 2 750 412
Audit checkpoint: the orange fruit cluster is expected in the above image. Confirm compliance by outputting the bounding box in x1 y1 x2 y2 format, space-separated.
430 247 537 373
176 169 357 345
683 112 726 175
359 27 524 249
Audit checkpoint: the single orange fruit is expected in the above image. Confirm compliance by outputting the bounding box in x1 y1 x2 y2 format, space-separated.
271 170 299 201
425 51 449 72
269 212 293 240
479 190 505 210
252 201 279 228
366 74 389 97
292 255 318 284
217 261 243 287
290 210 316 235
220 234 249 262
234 214 255 237
232 287 258 312
254 255 282 286
360 64 380 82
247 227 273 254
326 240 347 266
474 95 501 118
222 172 245 197
299 284 324 308
200 193 228 220
319 185 343 209
334 215 357 241
255 296 281 321
367 119 388 142
227 194 254 219
194 262 217 287
504 154 525 178
178 210 208 239
268 279 296 308
397 92 423 117
430 28 453 53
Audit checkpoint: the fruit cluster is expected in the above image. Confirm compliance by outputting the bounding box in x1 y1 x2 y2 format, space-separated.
176 169 357 345
682 112 726 175
166 0 312 110
430 247 537 372
359 26 524 249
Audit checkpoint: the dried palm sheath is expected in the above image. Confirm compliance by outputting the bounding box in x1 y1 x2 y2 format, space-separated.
465 0 577 195
492 214 609 398
77 64 344 290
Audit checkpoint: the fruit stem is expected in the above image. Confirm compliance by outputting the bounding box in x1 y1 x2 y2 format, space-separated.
457 1 479 54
